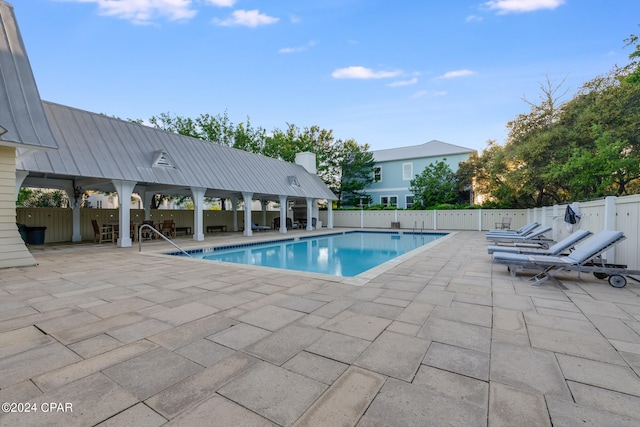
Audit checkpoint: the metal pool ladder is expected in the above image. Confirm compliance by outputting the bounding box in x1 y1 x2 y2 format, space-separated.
413 221 424 233
138 224 191 257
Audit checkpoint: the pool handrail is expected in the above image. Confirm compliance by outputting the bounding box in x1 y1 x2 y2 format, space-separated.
138 224 191 257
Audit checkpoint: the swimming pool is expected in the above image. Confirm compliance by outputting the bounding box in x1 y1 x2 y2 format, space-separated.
168 231 447 277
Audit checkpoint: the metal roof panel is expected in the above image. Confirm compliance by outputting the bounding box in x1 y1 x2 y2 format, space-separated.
0 1 58 149
372 139 475 162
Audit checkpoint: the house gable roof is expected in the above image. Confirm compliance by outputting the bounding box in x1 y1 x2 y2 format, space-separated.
372 139 474 162
0 1 57 149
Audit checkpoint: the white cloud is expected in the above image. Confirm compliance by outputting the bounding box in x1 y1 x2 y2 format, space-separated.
279 41 317 54
332 66 403 79
59 0 237 24
60 0 197 24
387 77 418 87
439 69 476 79
204 0 236 6
214 9 279 27
466 15 483 23
485 0 565 14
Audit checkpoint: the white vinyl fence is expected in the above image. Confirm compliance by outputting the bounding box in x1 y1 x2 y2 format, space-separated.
318 194 640 269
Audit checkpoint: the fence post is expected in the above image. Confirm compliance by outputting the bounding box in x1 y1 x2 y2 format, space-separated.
552 204 559 241
603 196 617 262
433 209 437 230
478 208 482 231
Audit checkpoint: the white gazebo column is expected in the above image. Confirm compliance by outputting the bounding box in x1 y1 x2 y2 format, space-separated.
306 197 314 231
327 201 333 229
279 195 287 233
312 200 319 228
191 187 206 241
242 192 253 237
261 198 268 227
63 183 82 243
232 196 239 231
70 204 81 242
112 179 136 247
141 189 154 220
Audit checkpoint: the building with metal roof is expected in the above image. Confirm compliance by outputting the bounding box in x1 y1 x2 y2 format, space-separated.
16 101 337 246
0 0 60 267
0 0 336 267
367 140 475 209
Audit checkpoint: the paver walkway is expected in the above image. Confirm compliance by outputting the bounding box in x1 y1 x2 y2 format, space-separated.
1 230 640 426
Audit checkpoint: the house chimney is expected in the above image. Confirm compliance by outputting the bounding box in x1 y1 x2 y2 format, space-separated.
295 152 316 174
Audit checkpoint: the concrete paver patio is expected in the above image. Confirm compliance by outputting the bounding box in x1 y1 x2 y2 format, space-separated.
1 230 640 426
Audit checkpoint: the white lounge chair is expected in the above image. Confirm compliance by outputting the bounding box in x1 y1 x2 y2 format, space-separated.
492 230 629 289
486 226 553 248
486 222 539 238
487 229 592 255
251 223 270 232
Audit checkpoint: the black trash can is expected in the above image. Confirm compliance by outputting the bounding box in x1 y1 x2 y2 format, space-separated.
27 226 47 245
17 224 29 243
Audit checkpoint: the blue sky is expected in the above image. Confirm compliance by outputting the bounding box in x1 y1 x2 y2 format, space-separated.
14 0 640 152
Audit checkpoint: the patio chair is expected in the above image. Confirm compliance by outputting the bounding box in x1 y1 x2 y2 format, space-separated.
486 226 553 248
494 217 512 230
486 222 539 237
488 229 592 255
160 219 176 238
273 217 297 230
492 230 626 289
91 219 113 244
140 220 155 240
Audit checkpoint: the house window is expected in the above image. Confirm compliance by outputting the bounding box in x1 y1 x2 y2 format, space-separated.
402 163 413 180
406 195 414 208
373 167 381 182
381 196 397 207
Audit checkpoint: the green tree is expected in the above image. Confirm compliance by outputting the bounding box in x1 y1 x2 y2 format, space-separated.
336 140 375 206
624 28 640 85
263 124 342 192
547 126 640 198
148 111 266 153
409 160 458 208
501 76 570 207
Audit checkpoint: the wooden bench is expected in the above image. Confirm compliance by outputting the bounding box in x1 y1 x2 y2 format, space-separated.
175 226 192 236
206 225 227 233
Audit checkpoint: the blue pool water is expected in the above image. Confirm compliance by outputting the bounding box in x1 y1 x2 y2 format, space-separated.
169 231 446 277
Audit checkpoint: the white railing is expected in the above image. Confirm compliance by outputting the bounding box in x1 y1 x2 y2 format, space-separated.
137 224 191 257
